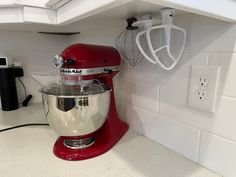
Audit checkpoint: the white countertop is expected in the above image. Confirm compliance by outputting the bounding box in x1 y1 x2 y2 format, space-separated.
0 104 221 177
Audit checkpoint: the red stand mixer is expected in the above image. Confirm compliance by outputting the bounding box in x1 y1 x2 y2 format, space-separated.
41 44 128 161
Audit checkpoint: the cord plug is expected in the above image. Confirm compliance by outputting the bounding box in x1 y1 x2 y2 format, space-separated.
22 95 32 107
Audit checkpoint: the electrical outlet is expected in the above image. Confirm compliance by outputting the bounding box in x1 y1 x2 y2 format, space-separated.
199 75 208 87
188 65 220 113
195 89 207 100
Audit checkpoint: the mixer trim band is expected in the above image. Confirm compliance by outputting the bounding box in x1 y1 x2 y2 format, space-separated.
60 66 120 75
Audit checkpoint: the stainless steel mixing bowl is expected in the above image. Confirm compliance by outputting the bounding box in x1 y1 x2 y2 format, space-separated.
41 83 111 136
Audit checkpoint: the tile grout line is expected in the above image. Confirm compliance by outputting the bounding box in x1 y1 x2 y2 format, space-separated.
206 53 210 66
129 102 159 114
217 94 236 100
158 111 236 144
201 129 236 144
157 84 160 113
130 104 202 161
196 130 201 162
127 104 131 125
131 103 199 131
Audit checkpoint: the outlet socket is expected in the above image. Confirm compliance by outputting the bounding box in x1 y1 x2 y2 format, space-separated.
188 65 220 113
199 75 208 87
195 89 207 100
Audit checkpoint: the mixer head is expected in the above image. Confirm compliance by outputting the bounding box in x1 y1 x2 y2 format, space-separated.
53 44 121 85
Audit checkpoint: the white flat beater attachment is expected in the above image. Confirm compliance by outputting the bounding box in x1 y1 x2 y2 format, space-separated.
134 9 186 70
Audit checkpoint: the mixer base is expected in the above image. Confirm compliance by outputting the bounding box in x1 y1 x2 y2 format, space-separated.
63 137 95 149
53 118 128 161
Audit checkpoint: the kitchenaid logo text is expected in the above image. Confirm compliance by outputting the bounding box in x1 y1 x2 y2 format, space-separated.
60 66 120 75
61 69 82 74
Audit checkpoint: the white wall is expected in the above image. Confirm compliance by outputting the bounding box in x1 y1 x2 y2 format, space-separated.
0 31 68 104
69 13 236 177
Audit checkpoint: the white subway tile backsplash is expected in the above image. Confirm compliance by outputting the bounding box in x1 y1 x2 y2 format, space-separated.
165 53 208 87
69 28 110 46
209 53 236 97
25 75 42 103
15 77 28 103
129 105 200 161
129 59 170 85
130 80 159 113
113 77 130 103
115 99 129 123
129 52 208 87
209 24 236 53
199 131 236 177
28 38 66 53
159 84 236 142
0 31 67 52
175 14 236 53
27 51 59 74
118 60 129 80
0 31 68 104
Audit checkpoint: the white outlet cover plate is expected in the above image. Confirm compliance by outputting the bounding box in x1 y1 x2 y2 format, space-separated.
188 65 220 113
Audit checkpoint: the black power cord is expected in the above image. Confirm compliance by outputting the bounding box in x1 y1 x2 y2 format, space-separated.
18 77 27 99
17 77 32 106
0 123 49 132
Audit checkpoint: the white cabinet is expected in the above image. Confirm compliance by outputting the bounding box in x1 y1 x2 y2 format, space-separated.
57 0 236 25
142 0 236 22
0 0 235 31
0 0 52 7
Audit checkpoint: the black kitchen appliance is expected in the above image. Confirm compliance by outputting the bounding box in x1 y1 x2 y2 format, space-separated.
0 67 23 111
